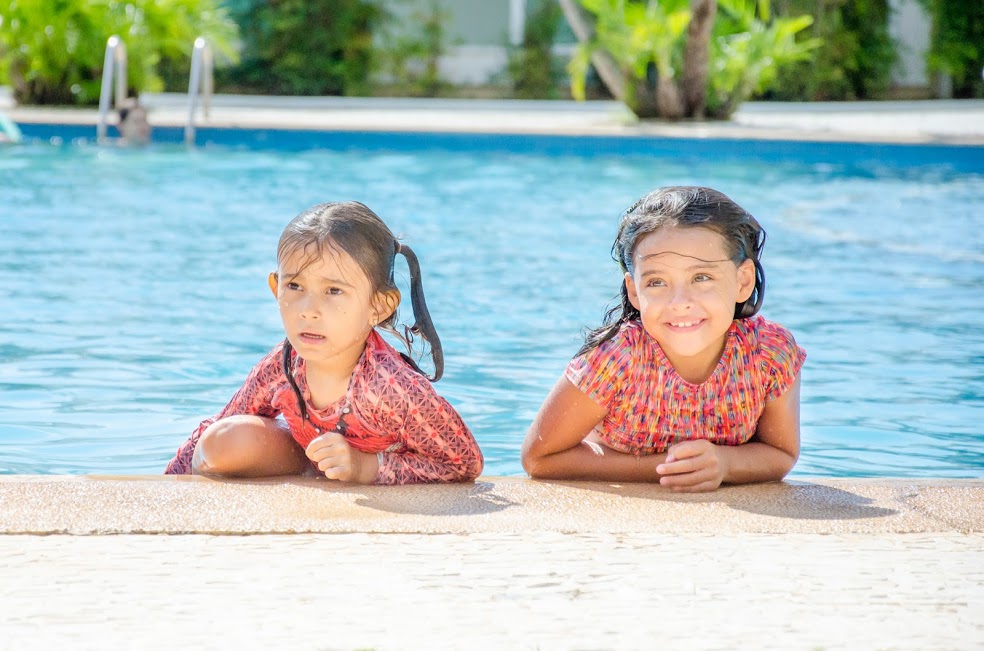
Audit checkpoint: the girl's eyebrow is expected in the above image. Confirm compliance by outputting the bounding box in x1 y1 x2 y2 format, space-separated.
281 271 355 288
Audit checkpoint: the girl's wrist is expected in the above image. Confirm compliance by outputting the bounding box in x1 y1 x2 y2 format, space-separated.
354 448 380 484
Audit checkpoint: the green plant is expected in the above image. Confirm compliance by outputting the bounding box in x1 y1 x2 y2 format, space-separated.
219 0 385 96
507 0 564 99
376 0 455 97
0 0 237 105
918 0 984 98
708 0 821 116
563 0 819 119
767 0 897 101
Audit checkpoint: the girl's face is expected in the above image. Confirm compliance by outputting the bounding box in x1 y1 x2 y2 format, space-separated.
269 244 393 375
625 226 755 380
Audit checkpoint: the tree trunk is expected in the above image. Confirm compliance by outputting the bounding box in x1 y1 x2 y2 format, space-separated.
656 77 685 120
682 0 716 118
557 0 628 103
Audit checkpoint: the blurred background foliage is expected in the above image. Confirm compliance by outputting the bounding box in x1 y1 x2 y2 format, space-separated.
918 0 983 98
215 0 384 96
0 0 237 105
767 0 897 101
0 0 980 106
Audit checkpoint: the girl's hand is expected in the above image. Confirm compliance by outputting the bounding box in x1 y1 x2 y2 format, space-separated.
656 439 728 492
305 432 379 484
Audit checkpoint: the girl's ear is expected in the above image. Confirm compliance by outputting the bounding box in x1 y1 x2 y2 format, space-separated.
624 272 641 310
736 259 756 303
268 272 279 298
372 289 400 325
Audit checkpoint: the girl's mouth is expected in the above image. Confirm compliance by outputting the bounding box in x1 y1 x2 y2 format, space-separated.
298 332 326 344
666 319 705 331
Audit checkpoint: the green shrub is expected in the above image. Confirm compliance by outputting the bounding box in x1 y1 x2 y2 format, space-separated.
766 0 897 101
0 0 238 105
507 0 564 99
374 0 455 97
566 0 819 119
919 0 984 98
217 0 385 96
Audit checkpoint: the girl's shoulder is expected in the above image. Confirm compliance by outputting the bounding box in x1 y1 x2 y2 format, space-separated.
569 320 652 379
589 320 650 355
359 330 440 395
732 315 807 392
245 340 292 386
733 315 804 355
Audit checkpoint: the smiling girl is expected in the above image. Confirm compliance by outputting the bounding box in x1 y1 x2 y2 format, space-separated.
165 201 482 484
521 186 806 492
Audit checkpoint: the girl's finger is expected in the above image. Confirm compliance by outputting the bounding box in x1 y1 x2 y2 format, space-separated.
323 465 348 481
659 465 714 486
656 456 700 476
666 439 708 461
306 432 345 456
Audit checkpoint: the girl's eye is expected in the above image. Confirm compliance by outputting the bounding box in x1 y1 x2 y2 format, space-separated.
327 287 343 296
646 278 666 288
693 274 712 282
286 282 301 291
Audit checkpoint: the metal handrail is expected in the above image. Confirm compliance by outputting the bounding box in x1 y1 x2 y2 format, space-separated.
96 35 127 143
185 37 214 146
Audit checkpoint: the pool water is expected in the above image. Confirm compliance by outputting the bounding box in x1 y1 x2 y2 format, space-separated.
1 133 982 478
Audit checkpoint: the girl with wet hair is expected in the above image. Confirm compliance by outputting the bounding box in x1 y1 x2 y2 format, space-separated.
522 186 805 492
165 201 482 484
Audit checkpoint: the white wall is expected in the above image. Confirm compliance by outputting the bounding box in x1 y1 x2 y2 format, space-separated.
889 0 931 87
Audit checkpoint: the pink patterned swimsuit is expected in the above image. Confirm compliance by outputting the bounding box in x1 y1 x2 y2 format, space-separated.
165 330 483 484
565 315 806 455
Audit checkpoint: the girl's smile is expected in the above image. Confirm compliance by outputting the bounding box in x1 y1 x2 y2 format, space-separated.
625 226 755 383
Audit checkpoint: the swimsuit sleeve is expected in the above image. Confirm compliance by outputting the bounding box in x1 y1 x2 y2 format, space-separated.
564 327 635 411
373 373 483 485
757 320 807 401
163 345 285 474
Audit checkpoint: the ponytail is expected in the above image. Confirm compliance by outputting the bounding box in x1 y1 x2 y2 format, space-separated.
393 242 444 382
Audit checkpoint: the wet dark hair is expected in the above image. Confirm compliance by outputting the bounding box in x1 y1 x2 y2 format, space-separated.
578 186 766 356
276 201 444 422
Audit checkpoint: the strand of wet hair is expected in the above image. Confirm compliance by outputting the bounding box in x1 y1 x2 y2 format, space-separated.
395 242 444 381
281 339 308 422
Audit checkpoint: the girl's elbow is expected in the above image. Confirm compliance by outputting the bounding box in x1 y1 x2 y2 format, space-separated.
521 449 551 479
773 448 799 481
520 446 537 477
465 455 484 481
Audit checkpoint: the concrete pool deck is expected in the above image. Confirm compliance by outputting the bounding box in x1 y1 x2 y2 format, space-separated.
4 92 984 145
3 95 983 648
1 476 983 649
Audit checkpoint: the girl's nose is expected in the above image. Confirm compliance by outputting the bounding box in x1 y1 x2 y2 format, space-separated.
668 285 694 308
298 294 320 319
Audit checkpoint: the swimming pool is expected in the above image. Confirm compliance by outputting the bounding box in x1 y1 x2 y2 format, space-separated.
2 125 982 478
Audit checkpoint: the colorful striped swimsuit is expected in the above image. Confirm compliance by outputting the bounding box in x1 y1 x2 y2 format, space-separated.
164 330 483 484
565 315 806 455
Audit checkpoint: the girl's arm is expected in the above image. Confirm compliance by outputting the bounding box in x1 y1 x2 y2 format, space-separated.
521 376 669 481
657 374 802 491
374 392 484 485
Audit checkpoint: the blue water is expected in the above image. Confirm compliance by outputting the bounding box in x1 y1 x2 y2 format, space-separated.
1 128 982 478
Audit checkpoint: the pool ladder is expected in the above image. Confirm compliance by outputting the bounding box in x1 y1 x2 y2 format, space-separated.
96 35 127 143
185 37 214 146
96 35 213 145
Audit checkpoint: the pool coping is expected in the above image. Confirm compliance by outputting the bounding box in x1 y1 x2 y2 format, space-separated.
6 94 984 146
2 475 982 535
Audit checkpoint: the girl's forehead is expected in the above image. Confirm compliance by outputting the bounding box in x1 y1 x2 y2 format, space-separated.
279 243 365 280
634 226 730 261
